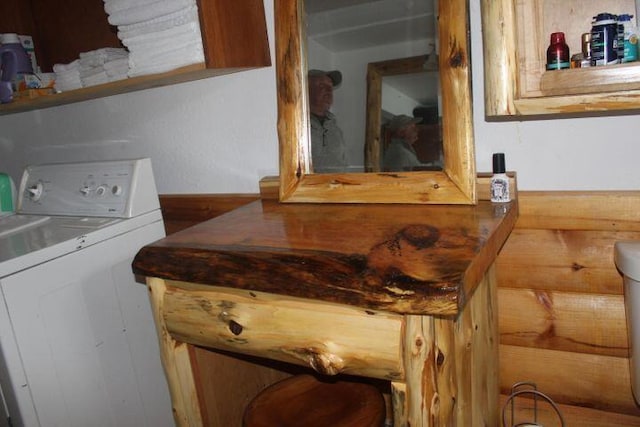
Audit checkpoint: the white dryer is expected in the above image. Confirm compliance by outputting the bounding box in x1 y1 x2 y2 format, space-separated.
0 159 174 427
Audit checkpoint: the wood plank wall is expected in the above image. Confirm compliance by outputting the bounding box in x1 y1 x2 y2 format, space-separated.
158 190 640 426
497 191 640 427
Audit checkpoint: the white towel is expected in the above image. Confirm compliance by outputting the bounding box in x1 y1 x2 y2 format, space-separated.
79 48 128 67
54 71 83 92
128 54 203 77
116 5 198 40
53 60 80 73
79 66 105 79
81 71 110 87
121 22 201 50
129 40 203 66
128 42 204 77
104 0 161 15
107 0 195 26
103 57 129 76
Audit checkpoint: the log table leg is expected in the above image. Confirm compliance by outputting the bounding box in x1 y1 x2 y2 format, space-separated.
148 277 204 426
392 265 499 426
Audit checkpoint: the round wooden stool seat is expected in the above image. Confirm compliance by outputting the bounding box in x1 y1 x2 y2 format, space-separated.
243 374 386 427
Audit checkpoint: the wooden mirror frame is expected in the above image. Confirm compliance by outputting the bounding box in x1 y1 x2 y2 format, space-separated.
275 0 476 204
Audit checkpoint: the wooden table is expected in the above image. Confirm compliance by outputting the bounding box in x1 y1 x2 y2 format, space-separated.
133 199 518 426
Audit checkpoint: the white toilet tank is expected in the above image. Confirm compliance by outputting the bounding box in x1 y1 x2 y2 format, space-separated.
614 240 640 405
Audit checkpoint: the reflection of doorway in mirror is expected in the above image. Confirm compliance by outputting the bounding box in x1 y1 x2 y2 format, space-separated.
380 68 443 172
305 0 438 173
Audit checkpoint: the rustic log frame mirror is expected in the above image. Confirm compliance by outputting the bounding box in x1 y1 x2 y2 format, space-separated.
275 0 476 204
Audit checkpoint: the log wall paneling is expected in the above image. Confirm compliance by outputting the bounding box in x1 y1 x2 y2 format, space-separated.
497 191 640 425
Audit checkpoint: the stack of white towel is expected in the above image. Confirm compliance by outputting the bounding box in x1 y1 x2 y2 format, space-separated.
103 0 205 78
53 60 82 92
53 48 129 92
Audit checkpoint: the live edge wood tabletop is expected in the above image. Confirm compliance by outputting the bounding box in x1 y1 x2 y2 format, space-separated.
133 199 518 427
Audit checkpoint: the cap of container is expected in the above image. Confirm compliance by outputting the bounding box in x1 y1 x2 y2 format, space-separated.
0 33 20 44
492 153 506 174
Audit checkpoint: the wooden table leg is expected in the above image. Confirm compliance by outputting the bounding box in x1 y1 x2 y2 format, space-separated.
391 265 499 426
148 278 204 427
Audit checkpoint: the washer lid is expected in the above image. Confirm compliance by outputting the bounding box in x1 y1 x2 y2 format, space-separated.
0 215 120 278
0 214 50 238
614 241 640 282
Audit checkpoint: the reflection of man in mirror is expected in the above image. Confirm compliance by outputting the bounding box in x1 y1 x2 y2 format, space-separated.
308 69 347 173
382 115 435 172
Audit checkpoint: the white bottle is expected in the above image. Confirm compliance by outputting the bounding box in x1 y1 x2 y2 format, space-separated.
490 153 510 203
620 14 639 62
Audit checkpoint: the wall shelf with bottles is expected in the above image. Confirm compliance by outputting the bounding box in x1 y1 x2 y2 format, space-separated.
481 0 640 118
0 0 270 116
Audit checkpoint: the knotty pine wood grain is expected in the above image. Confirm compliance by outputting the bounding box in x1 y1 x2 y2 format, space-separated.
496 228 640 294
276 0 476 204
162 280 404 380
499 288 627 357
153 190 640 424
500 344 640 416
496 190 640 424
136 199 517 316
499 394 640 426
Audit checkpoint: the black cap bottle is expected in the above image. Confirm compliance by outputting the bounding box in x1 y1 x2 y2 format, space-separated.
490 153 510 203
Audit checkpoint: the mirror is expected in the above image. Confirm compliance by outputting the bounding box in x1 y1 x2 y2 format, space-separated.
365 54 442 172
275 0 475 204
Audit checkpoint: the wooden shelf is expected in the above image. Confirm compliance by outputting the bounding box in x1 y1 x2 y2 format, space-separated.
481 0 640 118
0 0 270 116
0 63 263 115
540 62 640 96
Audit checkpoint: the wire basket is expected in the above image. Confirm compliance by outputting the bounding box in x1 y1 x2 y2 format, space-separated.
502 382 565 427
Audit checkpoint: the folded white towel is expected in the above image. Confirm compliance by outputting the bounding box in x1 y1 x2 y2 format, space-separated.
79 48 128 67
81 71 110 87
107 73 128 83
121 22 201 50
117 5 198 40
128 39 203 64
104 0 160 15
54 72 83 92
128 42 204 77
79 66 106 79
128 54 203 77
103 57 129 73
53 60 80 73
107 0 195 26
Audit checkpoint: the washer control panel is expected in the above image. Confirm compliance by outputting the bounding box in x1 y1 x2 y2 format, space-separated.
17 159 159 218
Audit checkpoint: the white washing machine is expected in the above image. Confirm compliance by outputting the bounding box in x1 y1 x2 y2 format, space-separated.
0 159 174 427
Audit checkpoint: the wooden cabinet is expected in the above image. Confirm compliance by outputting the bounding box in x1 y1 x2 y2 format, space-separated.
0 0 270 115
481 0 640 118
133 197 518 426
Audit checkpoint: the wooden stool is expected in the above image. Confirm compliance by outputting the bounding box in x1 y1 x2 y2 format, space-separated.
243 374 386 427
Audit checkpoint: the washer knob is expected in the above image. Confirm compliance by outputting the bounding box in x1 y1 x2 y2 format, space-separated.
96 185 108 197
27 182 44 201
80 186 92 197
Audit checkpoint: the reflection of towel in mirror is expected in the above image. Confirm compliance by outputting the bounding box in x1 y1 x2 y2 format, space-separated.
117 5 198 40
107 0 195 26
